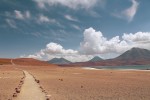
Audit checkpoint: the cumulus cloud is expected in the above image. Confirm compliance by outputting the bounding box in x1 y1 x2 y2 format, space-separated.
80 27 150 55
113 0 139 22
46 54 93 62
27 54 42 59
14 10 31 20
34 0 101 9
42 42 78 55
25 42 94 62
122 32 150 42
80 27 126 54
24 27 150 62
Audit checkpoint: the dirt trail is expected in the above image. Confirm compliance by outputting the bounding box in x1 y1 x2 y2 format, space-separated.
14 71 46 100
11 59 15 65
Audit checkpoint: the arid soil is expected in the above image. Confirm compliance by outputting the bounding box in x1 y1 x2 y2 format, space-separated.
28 67 150 100
0 60 150 100
14 71 46 100
0 58 11 65
12 58 54 66
0 65 23 100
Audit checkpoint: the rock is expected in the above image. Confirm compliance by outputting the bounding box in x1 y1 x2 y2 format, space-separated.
13 93 17 97
16 88 20 93
59 78 63 81
46 95 51 100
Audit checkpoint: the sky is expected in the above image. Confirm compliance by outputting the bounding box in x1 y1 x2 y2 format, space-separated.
0 0 150 62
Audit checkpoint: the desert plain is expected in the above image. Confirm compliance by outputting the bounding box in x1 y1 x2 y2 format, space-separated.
0 59 150 100
0 65 23 100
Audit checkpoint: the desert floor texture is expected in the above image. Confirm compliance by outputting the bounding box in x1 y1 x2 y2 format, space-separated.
0 64 150 100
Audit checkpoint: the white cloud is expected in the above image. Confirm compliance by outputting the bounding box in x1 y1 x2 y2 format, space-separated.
122 32 150 42
123 0 139 22
34 0 100 9
24 27 150 62
80 27 150 55
14 10 31 20
64 15 79 22
39 14 49 22
25 42 94 62
71 24 81 31
25 11 31 19
38 14 57 24
46 54 93 62
5 19 17 28
80 27 122 54
42 42 78 55
27 54 42 59
14 10 24 19
113 0 139 22
25 42 90 62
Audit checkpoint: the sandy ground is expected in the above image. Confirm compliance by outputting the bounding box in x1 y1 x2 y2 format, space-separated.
1 64 150 100
28 67 150 100
0 65 23 100
14 70 46 100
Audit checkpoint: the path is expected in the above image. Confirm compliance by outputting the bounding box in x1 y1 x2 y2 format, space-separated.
11 59 15 65
14 71 46 100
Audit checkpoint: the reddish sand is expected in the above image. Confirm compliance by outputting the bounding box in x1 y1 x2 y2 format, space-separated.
0 58 150 100
0 65 23 100
0 58 11 65
12 58 54 66
28 67 150 100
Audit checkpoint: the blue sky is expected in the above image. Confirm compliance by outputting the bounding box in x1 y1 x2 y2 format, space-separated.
0 0 150 61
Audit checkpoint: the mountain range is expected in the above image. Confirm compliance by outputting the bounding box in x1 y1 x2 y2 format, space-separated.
0 47 150 66
63 47 150 66
47 56 103 65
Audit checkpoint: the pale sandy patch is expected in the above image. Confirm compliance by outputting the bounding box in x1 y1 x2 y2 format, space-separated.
14 71 46 100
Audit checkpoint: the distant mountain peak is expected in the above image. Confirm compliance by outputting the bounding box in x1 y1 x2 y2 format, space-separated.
47 57 71 64
129 47 144 51
89 56 103 62
116 47 150 60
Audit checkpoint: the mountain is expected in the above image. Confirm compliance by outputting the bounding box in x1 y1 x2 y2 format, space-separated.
116 47 150 60
48 58 71 64
89 56 103 62
65 47 150 67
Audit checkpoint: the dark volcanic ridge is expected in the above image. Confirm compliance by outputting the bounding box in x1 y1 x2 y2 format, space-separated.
115 47 150 60
88 56 103 62
47 58 72 64
62 47 150 67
